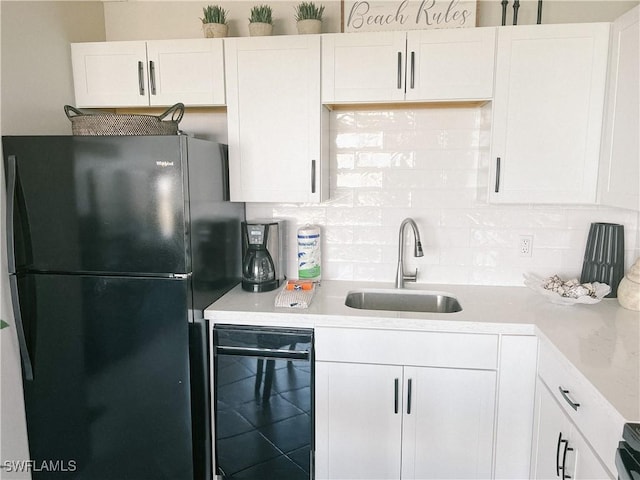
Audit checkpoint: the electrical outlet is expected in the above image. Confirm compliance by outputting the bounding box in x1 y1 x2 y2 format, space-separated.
519 235 533 257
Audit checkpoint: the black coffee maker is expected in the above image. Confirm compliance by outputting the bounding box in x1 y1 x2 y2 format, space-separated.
241 220 284 292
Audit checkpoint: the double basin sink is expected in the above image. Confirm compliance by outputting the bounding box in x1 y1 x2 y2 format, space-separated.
345 288 462 314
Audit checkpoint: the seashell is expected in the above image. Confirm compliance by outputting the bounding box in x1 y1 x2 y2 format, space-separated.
541 275 600 299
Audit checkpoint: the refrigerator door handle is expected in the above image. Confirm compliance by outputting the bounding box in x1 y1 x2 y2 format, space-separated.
6 155 17 274
8 275 34 381
5 156 33 380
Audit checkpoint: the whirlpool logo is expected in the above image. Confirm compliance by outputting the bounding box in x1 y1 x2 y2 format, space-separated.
156 161 174 168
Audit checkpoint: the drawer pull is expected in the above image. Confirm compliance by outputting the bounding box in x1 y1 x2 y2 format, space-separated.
558 387 580 411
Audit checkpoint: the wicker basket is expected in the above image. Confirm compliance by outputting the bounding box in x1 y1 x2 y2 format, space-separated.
64 103 184 136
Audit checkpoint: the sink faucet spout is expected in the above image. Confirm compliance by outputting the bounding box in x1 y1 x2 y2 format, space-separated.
395 218 424 289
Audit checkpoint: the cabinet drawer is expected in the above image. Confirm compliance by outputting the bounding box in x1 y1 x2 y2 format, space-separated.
315 327 498 370
537 339 624 475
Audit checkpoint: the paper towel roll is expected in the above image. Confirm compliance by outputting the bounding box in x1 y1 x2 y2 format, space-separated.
297 224 321 280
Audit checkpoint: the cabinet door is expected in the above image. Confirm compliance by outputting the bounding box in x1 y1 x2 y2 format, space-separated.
401 366 496 479
572 428 613 480
72 41 149 108
321 31 407 103
226 35 326 203
405 27 495 101
531 380 612 480
315 362 403 480
532 379 575 479
598 6 639 211
146 39 225 107
490 23 610 204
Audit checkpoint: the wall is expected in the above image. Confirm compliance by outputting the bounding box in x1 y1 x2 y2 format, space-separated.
248 106 640 284
103 0 640 40
1 1 106 134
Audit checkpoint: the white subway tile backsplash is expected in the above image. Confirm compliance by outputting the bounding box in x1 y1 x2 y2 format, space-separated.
247 107 640 285
335 171 383 188
335 132 383 149
355 190 412 208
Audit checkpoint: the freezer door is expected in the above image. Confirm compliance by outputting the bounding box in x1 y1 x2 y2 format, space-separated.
3 136 189 275
17 273 193 479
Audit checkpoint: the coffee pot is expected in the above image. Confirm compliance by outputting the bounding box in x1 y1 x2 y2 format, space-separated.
241 220 284 292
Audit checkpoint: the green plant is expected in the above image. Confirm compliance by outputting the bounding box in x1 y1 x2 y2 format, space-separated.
294 1 324 21
201 5 228 24
249 4 273 24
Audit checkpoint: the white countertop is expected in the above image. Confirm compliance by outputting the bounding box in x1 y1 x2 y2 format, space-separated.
204 280 640 422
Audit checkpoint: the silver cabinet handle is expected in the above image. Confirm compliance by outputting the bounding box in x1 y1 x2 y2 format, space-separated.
559 387 580 411
311 160 317 194
410 51 415 89
406 378 413 414
495 157 501 193
149 61 157 95
138 61 145 96
397 51 403 90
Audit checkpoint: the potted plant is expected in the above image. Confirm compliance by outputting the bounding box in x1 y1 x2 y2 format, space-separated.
201 5 229 38
295 1 324 34
248 4 273 36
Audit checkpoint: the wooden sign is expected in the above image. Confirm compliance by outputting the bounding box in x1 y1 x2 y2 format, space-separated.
342 0 477 32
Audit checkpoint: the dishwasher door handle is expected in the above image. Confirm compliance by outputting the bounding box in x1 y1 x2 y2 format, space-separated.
215 345 310 360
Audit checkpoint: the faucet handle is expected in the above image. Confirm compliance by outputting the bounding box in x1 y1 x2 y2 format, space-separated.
404 268 418 283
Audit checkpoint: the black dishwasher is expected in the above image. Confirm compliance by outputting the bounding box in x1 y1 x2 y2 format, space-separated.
213 324 314 479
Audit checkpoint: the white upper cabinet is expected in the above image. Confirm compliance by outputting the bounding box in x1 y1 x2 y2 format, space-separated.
404 28 496 101
145 40 225 107
225 35 328 203
71 39 225 108
598 5 640 211
489 23 610 204
321 27 496 104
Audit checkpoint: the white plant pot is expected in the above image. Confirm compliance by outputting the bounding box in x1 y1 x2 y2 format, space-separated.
203 23 228 38
297 19 322 34
249 22 273 36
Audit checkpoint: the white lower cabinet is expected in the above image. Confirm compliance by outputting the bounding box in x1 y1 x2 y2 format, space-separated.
315 362 495 480
314 328 538 480
531 379 612 480
315 362 403 479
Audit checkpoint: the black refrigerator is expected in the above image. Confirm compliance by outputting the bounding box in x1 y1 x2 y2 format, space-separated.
3 135 245 479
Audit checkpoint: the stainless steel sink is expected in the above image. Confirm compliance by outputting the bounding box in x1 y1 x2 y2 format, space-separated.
345 289 462 313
